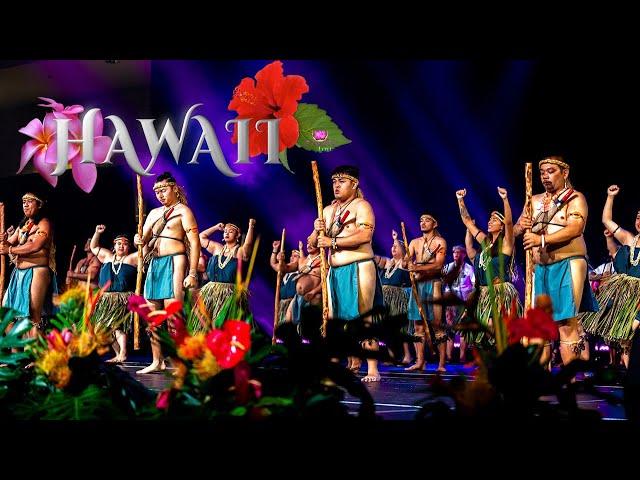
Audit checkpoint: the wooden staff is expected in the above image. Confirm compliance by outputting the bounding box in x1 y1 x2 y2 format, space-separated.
272 228 286 344
134 175 144 350
524 163 534 311
311 161 329 336
0 203 5 300
400 221 434 352
66 244 77 286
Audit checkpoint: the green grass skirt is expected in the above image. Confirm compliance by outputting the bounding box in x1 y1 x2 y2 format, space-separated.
581 274 640 342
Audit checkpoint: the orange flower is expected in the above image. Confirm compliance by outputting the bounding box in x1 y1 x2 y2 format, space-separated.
177 334 207 361
193 349 221 381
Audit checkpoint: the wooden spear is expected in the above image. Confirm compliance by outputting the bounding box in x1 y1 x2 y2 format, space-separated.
524 163 534 310
311 161 329 336
401 221 434 353
272 228 286 344
134 175 144 350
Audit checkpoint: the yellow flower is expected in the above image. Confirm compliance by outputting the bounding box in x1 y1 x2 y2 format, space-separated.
36 350 69 375
177 334 207 361
172 361 188 390
49 366 72 389
56 286 86 307
69 330 97 357
193 349 221 381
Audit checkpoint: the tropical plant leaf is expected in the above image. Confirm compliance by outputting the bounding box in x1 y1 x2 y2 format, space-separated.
295 103 351 153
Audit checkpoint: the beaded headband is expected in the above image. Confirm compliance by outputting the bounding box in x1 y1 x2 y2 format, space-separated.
225 223 241 235
539 157 570 169
420 214 437 224
331 173 359 184
22 193 43 204
153 180 176 191
113 235 130 244
490 211 506 224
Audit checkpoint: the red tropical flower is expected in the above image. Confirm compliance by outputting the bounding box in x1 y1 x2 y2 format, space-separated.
127 296 182 328
228 60 309 157
507 308 558 344
205 320 251 369
156 389 171 410
46 329 71 351
169 315 187 346
146 300 183 328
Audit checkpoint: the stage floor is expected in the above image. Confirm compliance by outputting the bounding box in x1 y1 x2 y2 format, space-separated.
120 359 627 421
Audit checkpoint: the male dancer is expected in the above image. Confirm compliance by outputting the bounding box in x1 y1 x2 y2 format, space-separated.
308 165 384 382
1 192 57 336
405 214 447 372
515 156 598 365
135 172 200 374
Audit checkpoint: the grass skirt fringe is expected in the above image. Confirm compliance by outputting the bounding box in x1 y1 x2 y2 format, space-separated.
382 285 409 316
382 285 412 334
278 298 293 325
91 292 133 334
465 282 522 347
188 281 249 333
581 274 640 342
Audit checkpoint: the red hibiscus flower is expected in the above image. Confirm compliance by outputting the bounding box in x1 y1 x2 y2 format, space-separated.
228 60 309 157
507 308 558 344
205 320 251 369
127 295 182 328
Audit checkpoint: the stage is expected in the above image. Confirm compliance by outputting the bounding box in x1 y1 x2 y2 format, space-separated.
121 359 628 421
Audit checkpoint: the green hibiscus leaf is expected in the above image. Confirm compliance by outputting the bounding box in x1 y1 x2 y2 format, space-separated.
295 103 351 153
279 149 293 173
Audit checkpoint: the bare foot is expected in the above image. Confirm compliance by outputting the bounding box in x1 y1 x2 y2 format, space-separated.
105 357 120 363
136 361 166 374
361 374 381 382
349 359 362 373
404 362 425 371
436 366 447 373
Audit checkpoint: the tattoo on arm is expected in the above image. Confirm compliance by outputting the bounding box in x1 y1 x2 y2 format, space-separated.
459 202 470 220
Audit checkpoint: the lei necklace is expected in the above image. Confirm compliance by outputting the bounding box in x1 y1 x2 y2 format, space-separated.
218 244 239 270
630 234 640 267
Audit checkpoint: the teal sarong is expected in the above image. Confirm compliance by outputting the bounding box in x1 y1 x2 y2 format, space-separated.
2 265 58 320
328 259 383 321
291 293 310 325
144 253 185 300
407 280 436 321
534 255 599 322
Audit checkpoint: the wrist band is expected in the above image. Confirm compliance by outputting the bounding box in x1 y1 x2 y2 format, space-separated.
8 246 13 254
474 230 481 240
541 234 546 249
331 237 337 250
612 225 621 235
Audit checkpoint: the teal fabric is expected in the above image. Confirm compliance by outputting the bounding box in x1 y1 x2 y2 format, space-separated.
534 255 599 322
3 266 57 319
407 280 435 321
473 253 512 286
328 259 383 321
379 264 411 287
291 293 310 324
144 253 184 300
614 245 640 278
280 273 297 299
206 254 238 283
99 262 137 292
